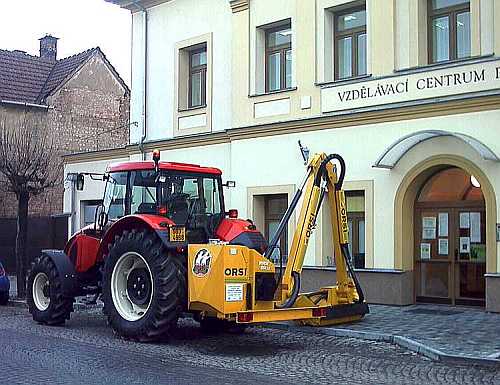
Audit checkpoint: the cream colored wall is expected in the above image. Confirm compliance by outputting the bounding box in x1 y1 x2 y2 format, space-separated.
65 108 500 272
130 0 232 142
495 0 500 56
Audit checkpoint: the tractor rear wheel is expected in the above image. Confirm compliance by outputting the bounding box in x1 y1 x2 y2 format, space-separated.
102 229 186 341
0 292 8 306
27 255 74 325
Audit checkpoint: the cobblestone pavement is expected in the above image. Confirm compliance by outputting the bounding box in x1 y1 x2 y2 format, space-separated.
330 304 500 359
1 305 499 385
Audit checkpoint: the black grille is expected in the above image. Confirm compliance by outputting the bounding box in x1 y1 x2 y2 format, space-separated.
255 272 277 301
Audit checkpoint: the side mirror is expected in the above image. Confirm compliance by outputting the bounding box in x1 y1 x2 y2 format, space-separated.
76 173 85 191
223 181 236 188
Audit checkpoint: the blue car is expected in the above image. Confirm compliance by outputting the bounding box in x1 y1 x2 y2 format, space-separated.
0 261 10 305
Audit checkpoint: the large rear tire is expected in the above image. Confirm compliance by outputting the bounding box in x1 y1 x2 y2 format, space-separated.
27 255 74 325
102 229 186 341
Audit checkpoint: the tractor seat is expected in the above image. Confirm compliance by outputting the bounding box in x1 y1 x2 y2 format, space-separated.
135 202 156 214
168 199 189 224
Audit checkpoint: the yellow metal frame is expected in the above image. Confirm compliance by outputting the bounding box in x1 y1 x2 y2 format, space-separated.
187 152 367 326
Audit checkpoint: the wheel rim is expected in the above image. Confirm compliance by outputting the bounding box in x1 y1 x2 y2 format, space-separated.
33 272 50 311
111 251 154 322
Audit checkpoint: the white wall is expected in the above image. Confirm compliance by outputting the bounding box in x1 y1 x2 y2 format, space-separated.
130 0 232 142
63 158 129 236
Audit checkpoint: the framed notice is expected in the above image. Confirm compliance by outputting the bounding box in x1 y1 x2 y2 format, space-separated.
422 228 436 239
438 213 448 237
460 212 470 229
420 243 431 260
470 212 481 243
422 217 436 229
438 239 449 255
460 237 470 253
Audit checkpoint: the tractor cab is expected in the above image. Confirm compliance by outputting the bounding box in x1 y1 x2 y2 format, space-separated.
68 152 267 276
99 159 226 244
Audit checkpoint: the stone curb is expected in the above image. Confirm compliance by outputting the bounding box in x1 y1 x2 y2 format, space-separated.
260 322 500 368
4 299 101 311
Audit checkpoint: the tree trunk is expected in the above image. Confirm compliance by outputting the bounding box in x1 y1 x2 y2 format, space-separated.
15 191 29 298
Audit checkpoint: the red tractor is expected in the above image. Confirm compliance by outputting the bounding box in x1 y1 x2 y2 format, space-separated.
27 151 265 340
27 150 367 341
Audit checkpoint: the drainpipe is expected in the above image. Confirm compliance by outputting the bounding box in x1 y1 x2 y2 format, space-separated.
131 0 148 160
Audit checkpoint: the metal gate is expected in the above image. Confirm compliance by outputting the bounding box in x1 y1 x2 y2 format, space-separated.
0 215 69 273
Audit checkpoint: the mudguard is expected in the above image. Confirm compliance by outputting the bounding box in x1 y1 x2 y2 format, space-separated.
40 250 78 297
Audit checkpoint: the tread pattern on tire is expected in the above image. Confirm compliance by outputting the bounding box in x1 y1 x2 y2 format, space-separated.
27 255 74 326
102 229 187 342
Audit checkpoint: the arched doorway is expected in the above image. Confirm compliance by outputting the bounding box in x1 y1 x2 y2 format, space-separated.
414 167 486 306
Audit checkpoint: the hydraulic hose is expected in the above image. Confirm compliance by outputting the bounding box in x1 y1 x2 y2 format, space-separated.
275 271 301 309
314 153 346 190
340 244 365 303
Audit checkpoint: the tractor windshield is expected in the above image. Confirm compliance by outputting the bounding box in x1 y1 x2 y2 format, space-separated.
103 171 128 220
159 173 223 225
102 170 224 227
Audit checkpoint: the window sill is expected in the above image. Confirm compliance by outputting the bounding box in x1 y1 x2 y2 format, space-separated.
178 105 207 113
249 87 297 98
394 54 496 75
316 74 372 88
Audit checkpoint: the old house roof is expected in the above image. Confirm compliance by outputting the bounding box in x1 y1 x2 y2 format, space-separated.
0 47 128 106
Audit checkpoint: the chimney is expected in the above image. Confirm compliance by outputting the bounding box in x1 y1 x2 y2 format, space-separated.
39 35 58 61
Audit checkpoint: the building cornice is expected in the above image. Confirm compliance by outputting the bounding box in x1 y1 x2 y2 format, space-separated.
63 93 500 164
229 0 249 13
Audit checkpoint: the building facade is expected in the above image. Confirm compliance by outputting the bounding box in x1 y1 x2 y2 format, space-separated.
65 0 500 311
0 35 130 218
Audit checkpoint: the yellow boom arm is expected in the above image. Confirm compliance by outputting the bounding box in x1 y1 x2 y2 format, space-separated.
265 152 364 309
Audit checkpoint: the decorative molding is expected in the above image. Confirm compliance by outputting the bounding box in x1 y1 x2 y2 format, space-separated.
229 0 249 13
63 94 500 164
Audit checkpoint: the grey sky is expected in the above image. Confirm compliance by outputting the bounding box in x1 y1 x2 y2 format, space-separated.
0 0 131 85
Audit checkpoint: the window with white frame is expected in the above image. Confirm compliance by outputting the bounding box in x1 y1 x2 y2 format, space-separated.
428 0 470 63
81 200 102 228
265 24 292 92
334 6 367 80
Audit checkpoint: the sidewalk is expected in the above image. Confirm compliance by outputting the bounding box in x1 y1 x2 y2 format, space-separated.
268 303 500 366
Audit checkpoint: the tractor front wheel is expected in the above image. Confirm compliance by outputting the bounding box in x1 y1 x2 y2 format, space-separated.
102 229 186 341
27 255 74 325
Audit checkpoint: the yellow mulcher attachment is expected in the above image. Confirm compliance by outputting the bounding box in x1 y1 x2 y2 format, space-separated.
188 149 369 326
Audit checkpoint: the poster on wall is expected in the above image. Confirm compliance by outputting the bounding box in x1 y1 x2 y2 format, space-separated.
438 213 448 237
470 212 481 243
460 212 470 229
420 243 431 260
438 239 449 255
460 237 471 253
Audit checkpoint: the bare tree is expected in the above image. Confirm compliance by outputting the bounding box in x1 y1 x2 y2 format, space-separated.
0 111 61 298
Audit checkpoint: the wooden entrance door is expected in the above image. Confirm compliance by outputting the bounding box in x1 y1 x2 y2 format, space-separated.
414 167 486 306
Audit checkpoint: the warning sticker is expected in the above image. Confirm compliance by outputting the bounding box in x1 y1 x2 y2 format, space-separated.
225 283 244 302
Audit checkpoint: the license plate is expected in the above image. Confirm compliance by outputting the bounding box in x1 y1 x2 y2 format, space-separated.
169 226 186 242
